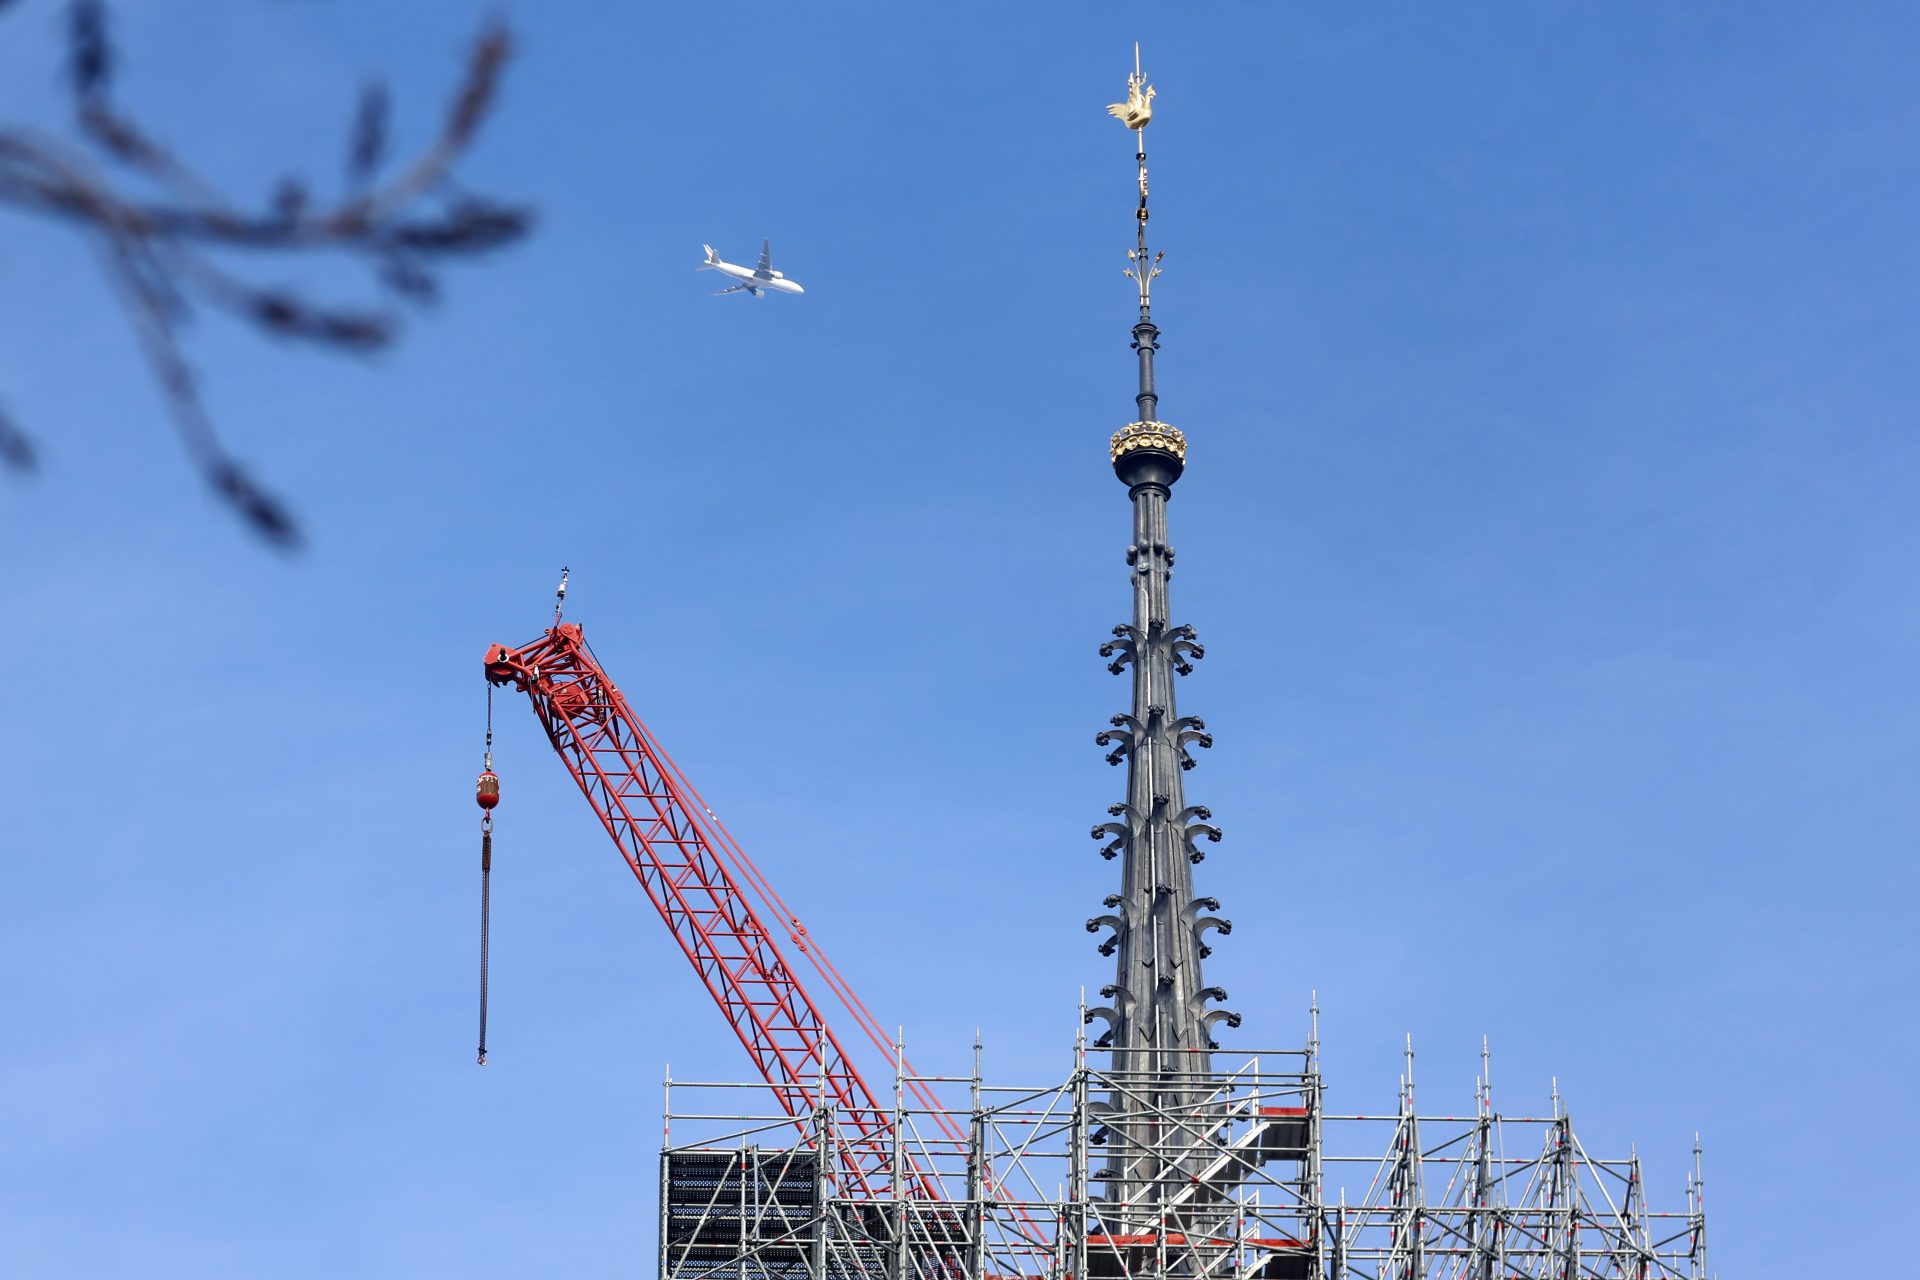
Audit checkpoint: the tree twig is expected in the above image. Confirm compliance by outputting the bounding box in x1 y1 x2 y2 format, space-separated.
0 2 532 547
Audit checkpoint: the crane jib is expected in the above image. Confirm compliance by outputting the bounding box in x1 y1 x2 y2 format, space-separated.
483 623 933 1200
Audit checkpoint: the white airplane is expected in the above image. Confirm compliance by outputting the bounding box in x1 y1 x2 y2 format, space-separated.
699 240 806 297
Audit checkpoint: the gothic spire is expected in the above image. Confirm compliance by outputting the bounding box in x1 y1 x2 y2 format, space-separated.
1086 46 1239 1219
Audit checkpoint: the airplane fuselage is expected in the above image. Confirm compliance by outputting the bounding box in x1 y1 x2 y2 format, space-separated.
712 259 805 295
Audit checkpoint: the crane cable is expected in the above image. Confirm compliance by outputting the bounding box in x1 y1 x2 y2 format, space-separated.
476 683 500 1065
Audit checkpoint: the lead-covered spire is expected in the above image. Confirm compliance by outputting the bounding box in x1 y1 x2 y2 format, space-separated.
1085 47 1238 1222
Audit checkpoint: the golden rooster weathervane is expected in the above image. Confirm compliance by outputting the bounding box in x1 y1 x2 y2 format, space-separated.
1112 44 1163 311
1106 42 1156 130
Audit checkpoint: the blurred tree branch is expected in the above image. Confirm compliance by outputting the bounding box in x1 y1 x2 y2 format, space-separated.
0 1 532 547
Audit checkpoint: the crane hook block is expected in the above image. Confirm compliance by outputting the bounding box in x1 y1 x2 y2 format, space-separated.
476 769 501 810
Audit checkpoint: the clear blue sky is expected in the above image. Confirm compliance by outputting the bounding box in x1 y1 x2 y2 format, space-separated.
3 2 1915 1274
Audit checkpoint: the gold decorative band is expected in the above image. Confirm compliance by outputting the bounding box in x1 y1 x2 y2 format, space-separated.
1110 420 1187 463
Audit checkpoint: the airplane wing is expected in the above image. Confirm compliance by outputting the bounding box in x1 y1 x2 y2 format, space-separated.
714 282 762 297
754 238 773 279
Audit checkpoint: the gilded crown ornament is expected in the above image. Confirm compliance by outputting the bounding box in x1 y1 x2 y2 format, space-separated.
1110 420 1187 464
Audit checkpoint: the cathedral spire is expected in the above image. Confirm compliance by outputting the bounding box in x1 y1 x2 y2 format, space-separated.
1087 46 1238 1224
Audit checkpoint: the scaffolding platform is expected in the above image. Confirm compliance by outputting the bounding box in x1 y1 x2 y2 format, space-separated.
656 1031 1706 1280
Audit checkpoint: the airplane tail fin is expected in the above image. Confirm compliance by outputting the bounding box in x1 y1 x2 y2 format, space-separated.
699 243 720 269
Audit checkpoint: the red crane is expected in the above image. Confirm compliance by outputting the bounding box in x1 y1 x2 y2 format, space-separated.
479 616 941 1199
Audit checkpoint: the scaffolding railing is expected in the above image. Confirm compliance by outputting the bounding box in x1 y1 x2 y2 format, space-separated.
657 1033 1705 1280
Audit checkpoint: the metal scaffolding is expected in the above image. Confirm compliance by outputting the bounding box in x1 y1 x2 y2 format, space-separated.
656 1019 1706 1280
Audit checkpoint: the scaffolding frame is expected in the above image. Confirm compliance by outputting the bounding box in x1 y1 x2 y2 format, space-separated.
657 1024 1706 1280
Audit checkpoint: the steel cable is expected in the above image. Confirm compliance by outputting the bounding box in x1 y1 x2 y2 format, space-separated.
478 824 492 1064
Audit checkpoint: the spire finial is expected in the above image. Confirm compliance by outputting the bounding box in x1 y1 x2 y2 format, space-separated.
1106 44 1157 134
1111 46 1163 315
1107 45 1184 483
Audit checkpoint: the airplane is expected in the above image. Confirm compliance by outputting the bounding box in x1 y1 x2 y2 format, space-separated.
699 240 806 298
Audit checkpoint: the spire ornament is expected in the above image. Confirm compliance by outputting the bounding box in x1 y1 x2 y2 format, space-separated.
1108 44 1179 485
1105 45 1156 130
1114 44 1163 312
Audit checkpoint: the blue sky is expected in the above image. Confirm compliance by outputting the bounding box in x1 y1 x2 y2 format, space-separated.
3 1 1915 1274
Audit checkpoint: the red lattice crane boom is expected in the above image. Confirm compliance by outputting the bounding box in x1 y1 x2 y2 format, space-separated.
483 621 917 1198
